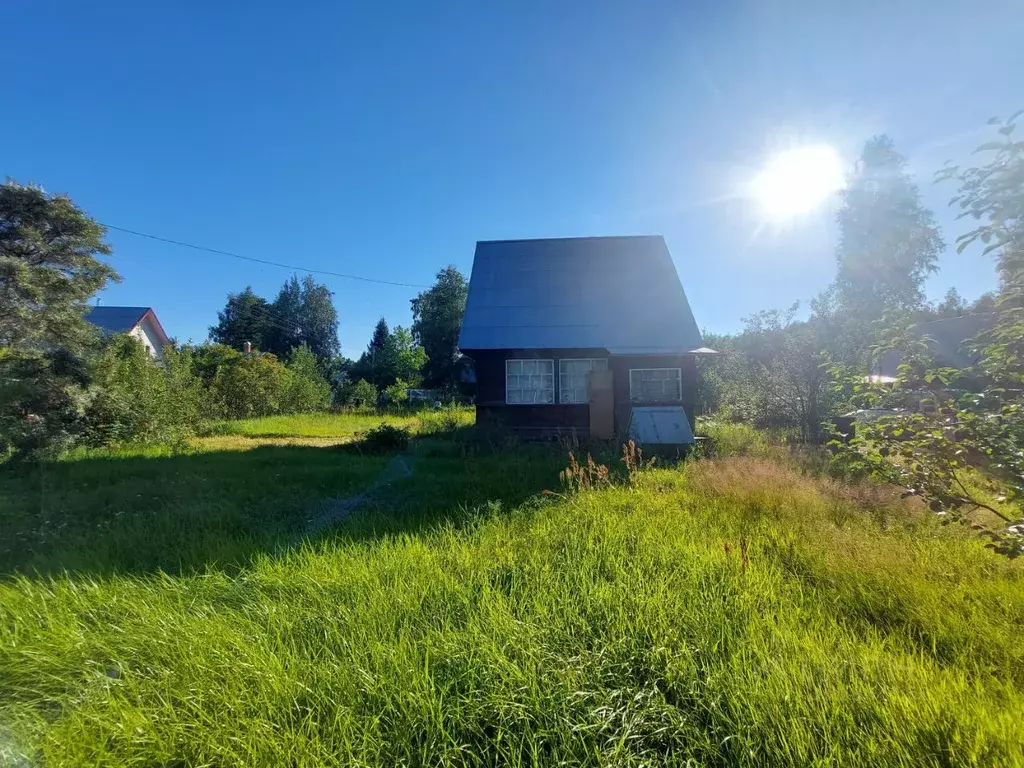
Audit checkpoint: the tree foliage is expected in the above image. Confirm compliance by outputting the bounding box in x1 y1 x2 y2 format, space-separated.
84 336 205 448
700 306 835 441
208 287 272 351
835 136 944 319
281 344 332 413
411 265 468 389
351 320 427 391
0 181 119 350
337 378 377 408
0 347 91 459
831 115 1024 557
213 275 340 363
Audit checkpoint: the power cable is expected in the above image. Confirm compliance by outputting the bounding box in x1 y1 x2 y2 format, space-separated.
100 223 430 289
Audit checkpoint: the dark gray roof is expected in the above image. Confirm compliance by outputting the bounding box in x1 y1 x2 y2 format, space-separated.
458 236 703 353
877 313 994 377
84 306 150 333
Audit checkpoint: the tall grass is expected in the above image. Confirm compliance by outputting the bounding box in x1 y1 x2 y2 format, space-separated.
1 449 1021 765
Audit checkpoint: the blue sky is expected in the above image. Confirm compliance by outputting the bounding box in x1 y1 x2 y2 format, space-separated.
3 1 1020 355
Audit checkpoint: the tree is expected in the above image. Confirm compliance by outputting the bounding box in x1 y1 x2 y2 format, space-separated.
0 181 119 350
209 353 288 420
932 287 968 318
265 276 303 357
727 306 833 440
833 137 944 362
350 317 390 389
411 265 468 389
297 274 340 362
263 274 339 363
385 326 426 387
338 378 377 408
370 317 389 357
209 287 272 351
280 344 331 413
832 115 1024 557
0 347 91 459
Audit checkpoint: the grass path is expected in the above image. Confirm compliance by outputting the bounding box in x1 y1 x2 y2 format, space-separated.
304 452 417 535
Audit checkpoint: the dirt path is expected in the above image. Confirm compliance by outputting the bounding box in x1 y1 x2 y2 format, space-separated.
303 453 417 536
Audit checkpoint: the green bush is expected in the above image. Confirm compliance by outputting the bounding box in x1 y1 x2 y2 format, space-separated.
382 377 410 407
338 377 377 408
280 344 332 414
209 352 286 420
358 422 410 453
83 336 205 448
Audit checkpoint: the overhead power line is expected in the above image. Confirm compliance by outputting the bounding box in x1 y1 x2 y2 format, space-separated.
101 223 429 289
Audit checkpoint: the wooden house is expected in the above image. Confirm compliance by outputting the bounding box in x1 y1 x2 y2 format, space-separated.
458 236 710 443
85 306 171 361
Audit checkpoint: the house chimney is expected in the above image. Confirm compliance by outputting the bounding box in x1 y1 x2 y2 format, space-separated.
243 341 252 354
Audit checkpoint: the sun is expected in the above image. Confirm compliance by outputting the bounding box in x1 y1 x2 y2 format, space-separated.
751 145 845 220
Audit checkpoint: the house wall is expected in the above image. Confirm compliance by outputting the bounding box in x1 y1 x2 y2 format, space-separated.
609 354 697 432
466 348 697 438
130 316 167 360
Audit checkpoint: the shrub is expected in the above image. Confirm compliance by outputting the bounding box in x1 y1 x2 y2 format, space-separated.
210 352 287 419
357 423 410 453
382 378 410 408
83 336 205 447
337 378 377 409
280 344 331 414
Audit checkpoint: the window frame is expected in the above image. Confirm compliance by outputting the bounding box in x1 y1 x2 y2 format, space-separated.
558 357 608 404
628 367 683 403
505 358 556 405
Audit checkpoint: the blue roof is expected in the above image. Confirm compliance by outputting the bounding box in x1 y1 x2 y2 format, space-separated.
458 236 703 353
84 306 150 333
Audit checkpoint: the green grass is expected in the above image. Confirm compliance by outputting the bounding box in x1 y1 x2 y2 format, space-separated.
1 416 1022 766
0 441 389 575
206 410 421 439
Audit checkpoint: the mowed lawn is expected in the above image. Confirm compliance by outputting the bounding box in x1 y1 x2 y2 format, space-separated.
1 417 1023 766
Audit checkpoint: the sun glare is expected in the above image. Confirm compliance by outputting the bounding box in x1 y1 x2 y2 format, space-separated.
751 145 845 220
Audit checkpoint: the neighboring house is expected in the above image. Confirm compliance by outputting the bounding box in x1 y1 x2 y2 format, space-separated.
458 235 710 443
874 313 995 381
85 306 171 360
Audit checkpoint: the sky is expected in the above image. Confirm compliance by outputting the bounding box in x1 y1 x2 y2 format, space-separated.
3 1 1021 355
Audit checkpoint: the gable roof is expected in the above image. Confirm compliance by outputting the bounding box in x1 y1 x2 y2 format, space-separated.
84 306 151 333
458 236 703 354
84 306 171 347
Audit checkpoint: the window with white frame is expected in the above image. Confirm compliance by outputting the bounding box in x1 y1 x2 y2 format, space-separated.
559 358 608 404
506 359 555 404
629 368 682 402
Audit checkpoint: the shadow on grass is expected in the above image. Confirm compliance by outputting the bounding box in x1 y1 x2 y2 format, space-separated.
0 445 389 578
0 433 578 579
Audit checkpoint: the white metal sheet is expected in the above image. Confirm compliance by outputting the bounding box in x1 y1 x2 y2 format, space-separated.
627 406 695 445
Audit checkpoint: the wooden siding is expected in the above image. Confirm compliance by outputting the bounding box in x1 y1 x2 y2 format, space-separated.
464 349 698 438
